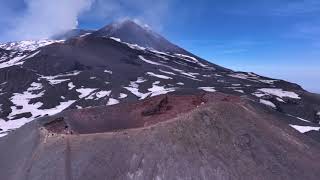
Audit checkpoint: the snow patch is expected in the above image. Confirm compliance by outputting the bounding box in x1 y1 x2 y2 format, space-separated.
252 92 266 98
0 40 64 51
148 83 176 97
259 99 276 109
229 73 277 84
24 50 40 59
159 69 176 75
149 49 174 57
139 56 201 81
234 89 244 93
104 70 113 74
146 72 172 79
0 54 27 69
136 77 147 83
174 54 198 62
9 82 45 120
259 80 277 84
289 125 320 133
1 100 75 137
178 71 202 81
68 82 76 90
107 98 120 106
276 97 285 103
119 93 128 99
40 71 80 85
139 55 161 66
228 73 257 82
80 33 92 38
124 86 148 99
109 37 121 42
76 88 97 98
47 79 70 85
287 114 311 123
125 79 176 99
86 90 111 100
198 87 216 92
109 37 146 51
4 82 75 136
96 91 111 99
174 54 210 68
124 77 149 99
258 88 300 99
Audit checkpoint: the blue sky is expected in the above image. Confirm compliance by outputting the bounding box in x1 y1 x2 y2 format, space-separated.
0 0 319 93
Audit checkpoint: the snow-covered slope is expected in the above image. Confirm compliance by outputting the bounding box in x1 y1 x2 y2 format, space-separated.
0 40 64 51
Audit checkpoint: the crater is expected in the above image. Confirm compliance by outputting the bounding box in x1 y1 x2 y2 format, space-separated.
43 93 229 135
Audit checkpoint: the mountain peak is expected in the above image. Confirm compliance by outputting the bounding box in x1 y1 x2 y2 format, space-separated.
92 20 186 53
107 19 153 32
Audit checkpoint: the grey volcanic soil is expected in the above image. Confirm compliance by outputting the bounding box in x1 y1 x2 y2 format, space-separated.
1 92 320 180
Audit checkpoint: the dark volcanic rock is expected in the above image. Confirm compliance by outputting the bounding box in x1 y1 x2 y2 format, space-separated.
1 93 320 180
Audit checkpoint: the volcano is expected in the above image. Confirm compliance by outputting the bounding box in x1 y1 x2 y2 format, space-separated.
93 19 188 54
0 20 320 180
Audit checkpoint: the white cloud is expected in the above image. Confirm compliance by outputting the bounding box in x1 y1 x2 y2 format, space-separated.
1 0 93 42
82 0 171 31
0 0 172 42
